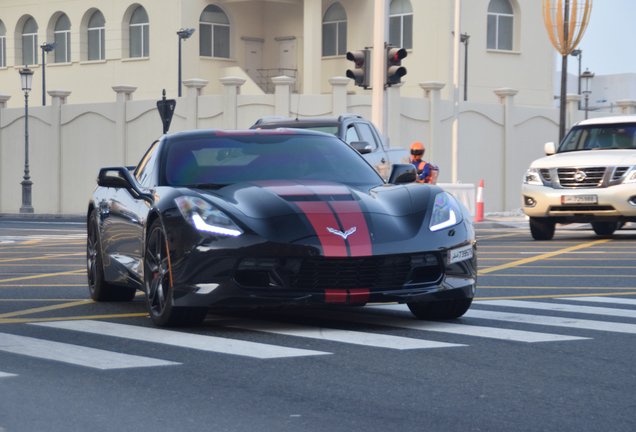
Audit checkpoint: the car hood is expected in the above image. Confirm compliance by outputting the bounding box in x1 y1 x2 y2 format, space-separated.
531 149 636 168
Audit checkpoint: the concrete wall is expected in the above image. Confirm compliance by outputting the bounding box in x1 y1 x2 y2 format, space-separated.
0 76 628 215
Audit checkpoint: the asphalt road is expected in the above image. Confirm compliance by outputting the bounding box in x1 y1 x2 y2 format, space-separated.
1 218 636 432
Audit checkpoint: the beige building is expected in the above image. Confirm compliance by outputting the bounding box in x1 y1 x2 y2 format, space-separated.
0 0 555 107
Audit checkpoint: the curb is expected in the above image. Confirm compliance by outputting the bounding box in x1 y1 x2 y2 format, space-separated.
0 213 85 222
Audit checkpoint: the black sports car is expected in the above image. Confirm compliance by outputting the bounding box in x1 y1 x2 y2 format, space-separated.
87 128 477 327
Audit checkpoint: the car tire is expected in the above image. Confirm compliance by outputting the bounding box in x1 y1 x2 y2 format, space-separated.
144 220 208 327
87 211 137 302
529 217 556 241
592 222 618 236
407 298 473 320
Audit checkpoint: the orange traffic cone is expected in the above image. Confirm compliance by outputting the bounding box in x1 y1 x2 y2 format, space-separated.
475 180 484 222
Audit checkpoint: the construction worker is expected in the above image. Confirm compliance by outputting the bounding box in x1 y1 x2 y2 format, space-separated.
409 142 438 184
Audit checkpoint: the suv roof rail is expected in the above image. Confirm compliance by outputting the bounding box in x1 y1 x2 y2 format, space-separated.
254 116 288 125
337 113 363 122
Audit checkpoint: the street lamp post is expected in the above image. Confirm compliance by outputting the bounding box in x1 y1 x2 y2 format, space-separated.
581 68 594 120
570 49 582 110
176 28 195 97
460 33 470 101
19 67 34 214
40 42 57 106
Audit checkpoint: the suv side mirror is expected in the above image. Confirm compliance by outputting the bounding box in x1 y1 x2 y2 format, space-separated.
388 164 417 184
350 141 372 154
544 142 556 156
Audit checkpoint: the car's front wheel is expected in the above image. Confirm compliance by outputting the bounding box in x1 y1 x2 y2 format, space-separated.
592 222 618 236
87 211 137 302
144 220 207 327
529 217 556 241
407 298 473 320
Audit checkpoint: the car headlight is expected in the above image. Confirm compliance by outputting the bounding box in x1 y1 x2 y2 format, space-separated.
174 196 243 237
622 169 636 184
524 168 543 185
429 192 463 232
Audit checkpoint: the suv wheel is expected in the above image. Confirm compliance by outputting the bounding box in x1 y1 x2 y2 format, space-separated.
592 222 618 237
529 217 556 241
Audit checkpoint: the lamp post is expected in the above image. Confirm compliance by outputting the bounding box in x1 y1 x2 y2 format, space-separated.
570 49 582 109
176 28 195 97
19 67 34 214
460 33 470 101
40 42 57 106
581 68 594 120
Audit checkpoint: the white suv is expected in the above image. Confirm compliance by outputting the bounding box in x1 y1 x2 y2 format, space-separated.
523 115 636 240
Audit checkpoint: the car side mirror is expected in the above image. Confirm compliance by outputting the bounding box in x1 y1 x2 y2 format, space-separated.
544 142 556 156
350 141 372 154
388 164 417 184
97 167 154 202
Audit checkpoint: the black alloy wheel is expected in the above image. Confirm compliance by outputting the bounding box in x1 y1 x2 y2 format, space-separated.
407 298 473 320
144 220 207 327
87 211 136 302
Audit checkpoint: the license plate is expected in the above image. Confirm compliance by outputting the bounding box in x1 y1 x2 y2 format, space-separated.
447 245 474 265
561 195 598 204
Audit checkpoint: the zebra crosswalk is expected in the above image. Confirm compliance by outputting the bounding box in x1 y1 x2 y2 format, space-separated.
1 295 636 376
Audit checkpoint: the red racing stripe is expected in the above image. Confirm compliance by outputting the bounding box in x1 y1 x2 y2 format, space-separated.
349 289 370 303
295 201 348 257
325 290 348 303
330 201 372 257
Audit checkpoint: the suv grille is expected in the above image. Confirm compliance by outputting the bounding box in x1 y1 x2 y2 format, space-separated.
558 167 605 188
539 169 551 183
612 167 630 181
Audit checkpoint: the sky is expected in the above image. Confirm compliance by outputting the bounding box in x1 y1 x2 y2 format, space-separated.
556 0 636 76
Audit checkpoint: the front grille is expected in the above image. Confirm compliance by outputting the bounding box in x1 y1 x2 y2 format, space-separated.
539 169 551 183
234 253 443 291
612 167 630 181
551 205 615 212
558 167 605 188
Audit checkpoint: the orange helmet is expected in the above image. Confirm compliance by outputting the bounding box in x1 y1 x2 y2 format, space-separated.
411 142 425 156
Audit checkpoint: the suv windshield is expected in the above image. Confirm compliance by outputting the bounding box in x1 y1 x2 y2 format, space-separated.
558 123 636 153
163 135 382 187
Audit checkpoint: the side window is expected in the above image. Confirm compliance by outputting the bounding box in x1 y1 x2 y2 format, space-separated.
344 125 360 143
355 123 379 151
135 141 160 187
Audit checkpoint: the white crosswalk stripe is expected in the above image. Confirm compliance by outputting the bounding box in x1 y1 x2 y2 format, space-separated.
31 320 330 359
0 332 179 370
0 371 18 378
558 296 636 306
478 299 636 319
217 318 465 349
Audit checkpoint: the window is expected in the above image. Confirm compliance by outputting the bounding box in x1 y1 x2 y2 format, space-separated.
322 2 347 57
0 20 5 67
88 10 106 61
22 17 38 66
389 0 413 50
54 14 71 63
129 6 149 58
487 0 514 50
199 5 230 58
355 123 379 151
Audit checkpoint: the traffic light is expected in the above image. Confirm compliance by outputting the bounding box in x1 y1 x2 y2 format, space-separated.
385 45 407 86
346 49 371 89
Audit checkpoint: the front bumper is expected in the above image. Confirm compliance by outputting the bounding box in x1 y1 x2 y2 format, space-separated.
522 183 636 222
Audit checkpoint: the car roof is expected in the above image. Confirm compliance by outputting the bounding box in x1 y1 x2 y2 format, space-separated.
576 115 636 126
165 128 330 140
252 114 365 127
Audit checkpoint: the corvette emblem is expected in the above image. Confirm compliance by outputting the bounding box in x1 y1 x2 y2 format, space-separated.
327 227 357 240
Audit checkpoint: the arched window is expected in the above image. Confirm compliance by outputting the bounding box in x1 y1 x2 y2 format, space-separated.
129 6 149 58
389 0 412 50
322 2 347 57
199 5 230 58
487 0 514 50
54 14 71 63
88 10 105 61
0 21 6 67
22 17 38 66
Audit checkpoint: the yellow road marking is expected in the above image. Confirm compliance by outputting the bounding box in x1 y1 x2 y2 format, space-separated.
21 240 42 245
479 274 636 278
0 299 92 319
498 265 636 269
0 269 85 284
479 238 612 274
0 299 89 301
0 284 86 287
479 286 636 290
476 232 522 241
475 291 636 300
0 313 149 324
0 253 85 263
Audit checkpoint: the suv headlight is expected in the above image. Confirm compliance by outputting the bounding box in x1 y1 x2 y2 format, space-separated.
430 192 463 232
175 196 243 237
623 169 636 185
524 168 543 185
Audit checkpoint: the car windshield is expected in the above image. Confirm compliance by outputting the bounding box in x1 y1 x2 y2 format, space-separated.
162 134 383 187
558 123 636 153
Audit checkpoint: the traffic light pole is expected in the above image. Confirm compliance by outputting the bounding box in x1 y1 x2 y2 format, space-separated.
371 0 389 141
451 0 462 183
